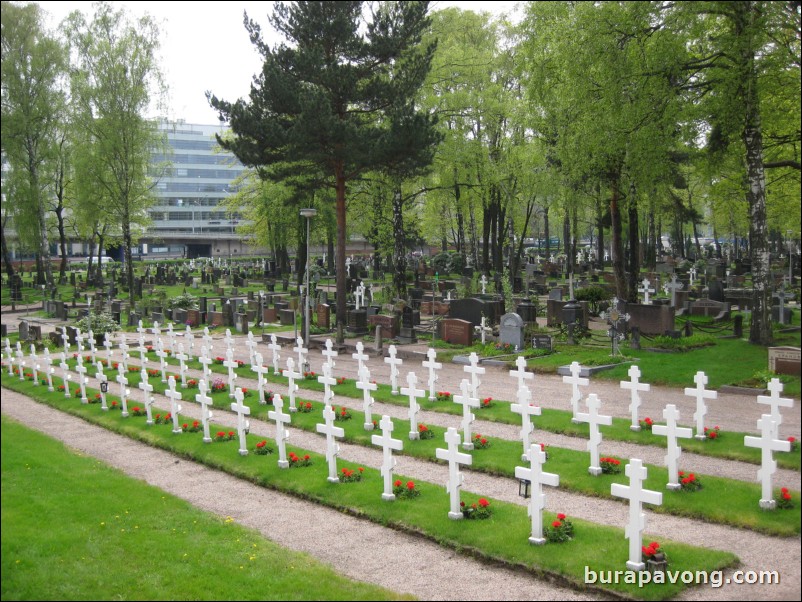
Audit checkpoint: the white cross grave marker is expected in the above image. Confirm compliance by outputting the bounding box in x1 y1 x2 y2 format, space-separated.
401 371 425 440
510 355 534 391
322 338 338 372
384 344 402 395
511 385 541 462
638 279 654 305
198 346 214 391
174 343 189 388
15 343 25 381
269 393 292 468
251 352 270 405
453 379 480 450
318 362 337 406
317 405 345 483
4 338 14 376
60 329 70 354
41 348 55 391
422 347 442 401
294 336 309 373
652 404 692 490
576 393 612 475
165 375 183 434
137 335 148 367
224 329 235 355
117 338 130 374
689 266 697 286
223 349 240 398
352 341 369 376
138 368 156 424
29 345 39 385
152 322 161 342
463 352 485 400
621 365 650 432
282 357 301 412
195 379 214 443
745 415 792 509
436 427 473 520
372 415 404 501
166 323 176 356
515 443 560 545
75 328 85 355
477 316 491 345
104 332 114 366
268 333 281 374
183 326 195 362
231 388 251 456
757 378 794 441
116 364 130 417
75 356 89 403
356 364 377 430
663 274 684 308
611 459 663 571
202 327 214 355
246 332 258 367
562 361 588 424
59 352 72 397
95 365 108 410
480 274 488 295
684 371 717 440
86 331 97 365
155 340 169 383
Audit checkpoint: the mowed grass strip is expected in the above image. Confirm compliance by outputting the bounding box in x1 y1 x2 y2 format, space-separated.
2 381 739 601
0 416 411 602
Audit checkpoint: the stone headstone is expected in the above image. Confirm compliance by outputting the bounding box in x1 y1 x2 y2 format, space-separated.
499 312 525 350
624 303 675 336
768 346 800 376
707 279 725 302
440 318 472 346
532 335 552 351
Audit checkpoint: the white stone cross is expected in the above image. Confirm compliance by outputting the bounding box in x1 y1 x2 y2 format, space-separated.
663 274 684 307
293 335 309 372
28 344 39 385
638 278 654 305
117 339 130 374
322 338 338 372
515 442 560 545
166 322 177 357
202 327 214 355
401 371 425 440
453 378 480 450
757 378 794 440
231 388 251 456
136 319 147 341
356 364 377 430
562 361 588 423
317 405 345 483
195 379 214 443
155 340 169 383
86 331 97 365
151 322 161 341
223 349 240 398
4 338 14 376
384 344 402 395
246 332 258 367
352 341 369 376
75 356 89 404
480 274 488 295
477 316 492 345
652 404 693 490
95 366 108 410
136 335 148 366
198 346 214 391
372 415 404 501
268 333 281 374
576 393 612 475
138 368 156 424
60 328 70 354
224 328 235 354
282 357 302 412
251 352 270 405
317 362 337 406
611 459 663 571
41 348 55 391
510 355 534 391
165 375 183 434
689 266 697 286
116 364 130 417
621 365 650 432
75 328 85 355
745 415 792 509
268 393 292 468
436 427 473 520
463 352 485 400
59 352 72 397
15 342 26 381
511 385 541 462
104 332 114 366
183 326 195 362
355 281 365 310
684 371 717 440
422 347 442 401
174 343 189 388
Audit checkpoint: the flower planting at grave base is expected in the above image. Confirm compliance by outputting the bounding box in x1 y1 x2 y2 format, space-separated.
393 479 421 499
335 406 352 421
131 406 147 417
339 467 364 483
147 369 159 378
24 372 34 381
336 377 347 386
298 402 313 413
241 387 253 398
254 440 274 455
461 497 492 520
185 379 199 389
303 371 317 380
417 423 434 439
288 452 312 467
640 417 654 431
88 394 101 404
109 400 120 410
678 471 703 492
788 437 799 452
776 487 794 509
545 513 575 543
57 384 66 392
73 388 82 398
436 391 452 402
704 425 722 440
182 421 202 433
600 457 622 474
214 431 236 442
480 396 493 409
154 412 171 424
211 378 227 393
472 433 491 449
214 356 225 364
642 541 666 563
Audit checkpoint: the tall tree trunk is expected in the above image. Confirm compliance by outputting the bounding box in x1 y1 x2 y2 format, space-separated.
647 201 656 270
609 168 627 300
595 190 605 270
627 184 640 303
335 161 347 344
562 210 571 273
1 218 15 279
392 187 408 300
543 205 550 259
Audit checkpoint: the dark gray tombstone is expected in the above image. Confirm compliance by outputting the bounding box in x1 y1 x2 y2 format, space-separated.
19 321 30 341
346 309 368 335
128 312 141 327
532 334 552 351
707 279 725 302
549 288 563 301
279 309 295 326
448 297 486 329
173 308 188 325
499 313 525 350
624 304 676 336
151 312 164 325
516 302 538 323
317 304 331 329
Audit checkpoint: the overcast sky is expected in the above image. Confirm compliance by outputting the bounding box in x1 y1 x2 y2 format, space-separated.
35 1 521 125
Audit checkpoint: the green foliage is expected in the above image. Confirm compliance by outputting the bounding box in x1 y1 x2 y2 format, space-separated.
573 285 609 315
167 292 198 310
430 251 451 274
649 334 716 351
74 311 119 336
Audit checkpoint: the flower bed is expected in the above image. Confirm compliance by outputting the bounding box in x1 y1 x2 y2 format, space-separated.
461 497 492 519
545 513 574 542
600 457 622 474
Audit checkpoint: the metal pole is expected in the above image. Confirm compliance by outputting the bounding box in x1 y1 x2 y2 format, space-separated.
305 214 311 350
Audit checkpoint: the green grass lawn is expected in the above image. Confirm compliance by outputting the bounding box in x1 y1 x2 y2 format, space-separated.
0 416 411 602
0 383 740 601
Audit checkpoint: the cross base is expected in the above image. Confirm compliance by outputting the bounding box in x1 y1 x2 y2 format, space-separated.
694 434 707 441
391 389 398 395
588 466 603 476
203 437 212 443
571 417 581 424
382 493 396 502
64 392 71 398
528 537 547 546
171 428 182 434
146 419 154 426
102 407 109 412
238 450 249 457
429 396 437 401
759 499 776 510
47 387 54 392
462 442 475 451
121 411 130 418
666 483 682 491
289 407 298 413
278 460 289 469
521 454 529 462
363 423 375 431
408 432 419 440
448 511 464 521
81 397 89 404
630 425 641 432
327 476 340 484
626 561 646 572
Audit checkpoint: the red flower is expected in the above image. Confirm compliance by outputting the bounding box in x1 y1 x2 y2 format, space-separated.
228 431 235 437
256 440 266 449
303 454 310 460
394 479 402 487
358 467 364 472
709 432 717 439
406 481 415 490
481 438 487 445
782 487 789 493
557 513 566 520
478 498 489 508
788 436 796 443
649 542 660 549
552 520 562 528
782 492 791 501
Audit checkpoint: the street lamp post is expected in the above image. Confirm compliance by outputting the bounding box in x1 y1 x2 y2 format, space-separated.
300 208 317 360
